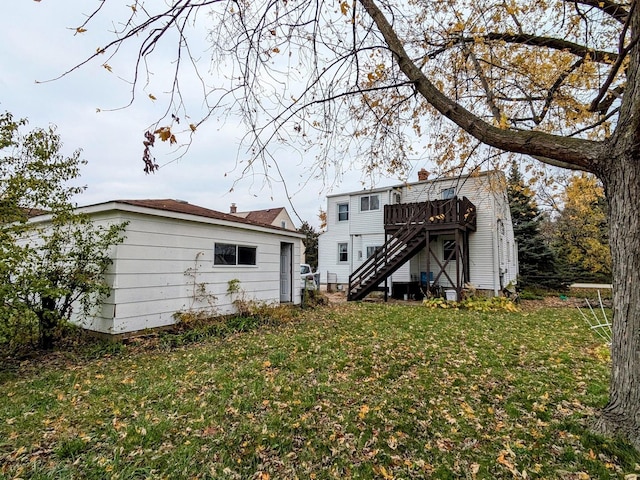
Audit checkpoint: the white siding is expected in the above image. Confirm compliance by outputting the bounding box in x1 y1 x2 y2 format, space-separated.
18 210 126 334
400 173 513 293
95 212 302 334
318 190 400 285
318 195 353 284
349 191 389 235
24 207 304 336
318 171 516 295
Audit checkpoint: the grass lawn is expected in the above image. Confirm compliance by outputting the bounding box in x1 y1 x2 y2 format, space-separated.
1 302 639 479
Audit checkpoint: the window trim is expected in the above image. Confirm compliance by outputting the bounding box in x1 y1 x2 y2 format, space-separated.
337 202 349 222
366 245 382 258
441 187 455 200
338 242 349 263
214 242 258 266
443 239 458 261
360 194 380 212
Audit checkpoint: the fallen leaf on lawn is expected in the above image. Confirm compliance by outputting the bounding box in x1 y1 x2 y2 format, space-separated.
358 404 370 419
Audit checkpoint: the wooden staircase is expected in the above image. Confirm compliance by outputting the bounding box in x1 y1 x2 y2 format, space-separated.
347 204 431 301
347 197 477 301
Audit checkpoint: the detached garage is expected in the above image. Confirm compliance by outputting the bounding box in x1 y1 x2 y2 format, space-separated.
30 199 305 336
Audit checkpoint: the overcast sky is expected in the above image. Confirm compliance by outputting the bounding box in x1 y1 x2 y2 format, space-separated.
0 1 425 229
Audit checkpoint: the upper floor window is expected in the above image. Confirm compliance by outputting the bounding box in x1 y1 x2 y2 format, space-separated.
441 187 455 200
360 194 380 211
281 220 287 229
214 243 257 266
337 203 349 221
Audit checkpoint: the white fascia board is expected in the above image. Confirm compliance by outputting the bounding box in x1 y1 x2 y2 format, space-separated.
32 202 306 239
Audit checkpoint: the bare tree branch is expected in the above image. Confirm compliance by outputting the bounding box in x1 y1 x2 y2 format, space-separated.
572 0 631 23
358 0 603 170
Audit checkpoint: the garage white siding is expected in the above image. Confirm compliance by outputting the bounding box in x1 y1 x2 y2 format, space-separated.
28 201 306 336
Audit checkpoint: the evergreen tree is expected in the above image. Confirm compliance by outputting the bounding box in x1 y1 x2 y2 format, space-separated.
298 221 319 270
507 162 559 289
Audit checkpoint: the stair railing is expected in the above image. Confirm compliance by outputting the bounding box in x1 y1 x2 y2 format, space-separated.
348 201 432 299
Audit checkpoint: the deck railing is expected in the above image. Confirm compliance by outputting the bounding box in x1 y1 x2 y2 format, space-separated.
383 197 476 231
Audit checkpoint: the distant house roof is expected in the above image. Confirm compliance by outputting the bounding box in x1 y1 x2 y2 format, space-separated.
236 207 286 225
23 207 49 218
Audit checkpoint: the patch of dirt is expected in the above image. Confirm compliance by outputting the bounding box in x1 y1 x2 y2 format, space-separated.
323 290 348 304
521 295 612 310
321 289 609 310
521 296 582 309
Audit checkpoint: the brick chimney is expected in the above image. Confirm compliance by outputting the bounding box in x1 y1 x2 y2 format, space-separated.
418 168 430 181
230 203 237 214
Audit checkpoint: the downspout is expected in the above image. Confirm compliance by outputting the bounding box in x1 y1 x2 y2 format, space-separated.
491 208 500 296
497 219 504 291
349 234 354 285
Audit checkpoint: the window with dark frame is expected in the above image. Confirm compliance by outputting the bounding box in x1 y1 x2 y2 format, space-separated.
366 246 381 258
237 245 257 265
360 194 380 211
214 243 236 265
338 242 348 262
214 243 257 266
338 203 349 221
443 239 458 260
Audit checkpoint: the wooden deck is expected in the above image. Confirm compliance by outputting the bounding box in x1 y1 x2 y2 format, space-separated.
383 197 476 233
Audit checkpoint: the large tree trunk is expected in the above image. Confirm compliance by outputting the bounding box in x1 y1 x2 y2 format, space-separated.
595 156 640 449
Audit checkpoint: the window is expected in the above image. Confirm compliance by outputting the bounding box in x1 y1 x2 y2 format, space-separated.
338 242 348 262
214 243 257 265
338 203 349 221
366 246 381 258
237 246 257 265
281 220 287 229
441 187 455 199
360 194 380 211
443 240 457 260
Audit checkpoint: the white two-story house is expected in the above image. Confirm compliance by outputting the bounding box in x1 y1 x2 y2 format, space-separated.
318 170 518 300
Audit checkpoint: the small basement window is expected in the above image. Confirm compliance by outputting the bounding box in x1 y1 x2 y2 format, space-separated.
443 239 458 260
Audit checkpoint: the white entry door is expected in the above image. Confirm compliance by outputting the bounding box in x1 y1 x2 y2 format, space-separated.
280 243 293 302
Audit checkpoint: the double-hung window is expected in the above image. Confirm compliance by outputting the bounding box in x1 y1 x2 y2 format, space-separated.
360 194 380 211
214 243 257 265
338 242 348 263
337 203 349 222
